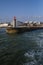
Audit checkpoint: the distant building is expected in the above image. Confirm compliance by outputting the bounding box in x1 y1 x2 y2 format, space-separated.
36 22 40 25
25 21 28 23
11 21 23 27
28 21 33 24
0 23 8 27
16 21 23 27
33 21 40 26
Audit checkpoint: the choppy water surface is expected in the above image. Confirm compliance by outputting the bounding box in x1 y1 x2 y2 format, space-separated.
0 28 43 65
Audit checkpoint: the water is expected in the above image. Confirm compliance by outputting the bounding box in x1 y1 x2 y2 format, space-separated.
0 28 43 65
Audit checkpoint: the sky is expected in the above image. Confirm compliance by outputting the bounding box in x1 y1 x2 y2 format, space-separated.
0 0 43 21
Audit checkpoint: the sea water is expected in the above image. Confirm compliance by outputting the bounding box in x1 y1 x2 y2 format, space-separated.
0 28 43 65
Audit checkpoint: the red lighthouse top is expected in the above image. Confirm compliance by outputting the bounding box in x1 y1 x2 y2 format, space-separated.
14 16 16 20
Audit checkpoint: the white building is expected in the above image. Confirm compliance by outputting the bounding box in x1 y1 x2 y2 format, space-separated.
29 21 33 24
0 23 8 27
11 20 23 27
36 22 40 24
25 21 28 23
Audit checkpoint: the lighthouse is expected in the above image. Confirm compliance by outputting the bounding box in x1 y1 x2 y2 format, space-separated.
13 16 16 28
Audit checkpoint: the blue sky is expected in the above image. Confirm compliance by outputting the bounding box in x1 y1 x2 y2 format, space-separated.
0 0 43 21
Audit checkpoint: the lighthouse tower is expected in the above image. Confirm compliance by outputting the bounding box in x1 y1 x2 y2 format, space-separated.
13 16 16 28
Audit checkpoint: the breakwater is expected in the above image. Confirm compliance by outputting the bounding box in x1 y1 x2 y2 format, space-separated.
6 26 43 34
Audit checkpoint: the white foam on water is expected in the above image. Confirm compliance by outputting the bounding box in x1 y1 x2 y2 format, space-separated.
24 50 35 58
38 32 43 38
23 61 37 65
24 48 43 65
